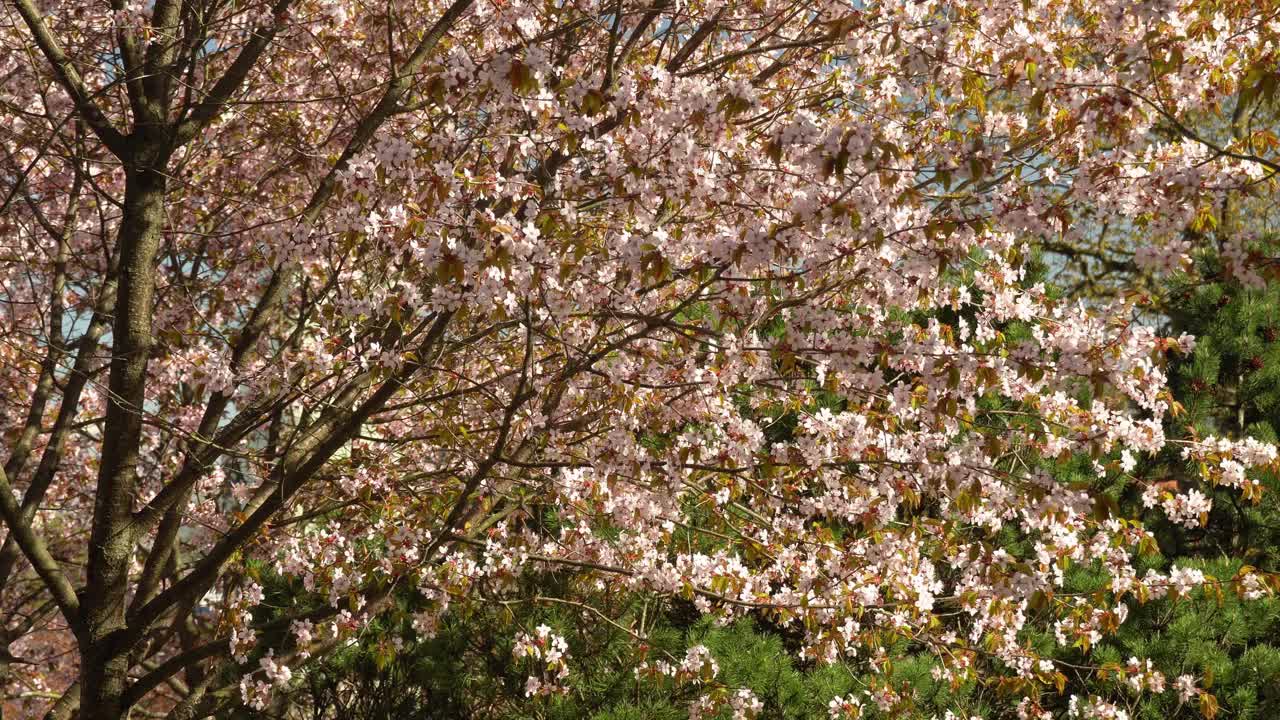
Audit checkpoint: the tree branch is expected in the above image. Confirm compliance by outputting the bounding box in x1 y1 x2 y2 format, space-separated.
0 466 80 623
9 0 127 153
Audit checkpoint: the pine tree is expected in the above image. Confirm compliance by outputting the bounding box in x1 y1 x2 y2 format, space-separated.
1026 236 1280 720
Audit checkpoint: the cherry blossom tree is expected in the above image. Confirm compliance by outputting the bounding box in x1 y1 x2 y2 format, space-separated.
2 0 1279 718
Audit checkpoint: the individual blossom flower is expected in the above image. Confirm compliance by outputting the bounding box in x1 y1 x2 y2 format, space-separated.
259 650 292 686
1174 674 1200 704
680 645 720 681
729 688 764 720
828 692 865 719
239 675 273 711
290 620 315 659
513 625 571 696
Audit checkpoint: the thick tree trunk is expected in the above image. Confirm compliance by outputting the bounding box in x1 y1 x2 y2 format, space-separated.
79 160 168 720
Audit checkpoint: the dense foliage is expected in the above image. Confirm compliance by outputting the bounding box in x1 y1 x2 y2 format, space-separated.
273 240 1280 720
